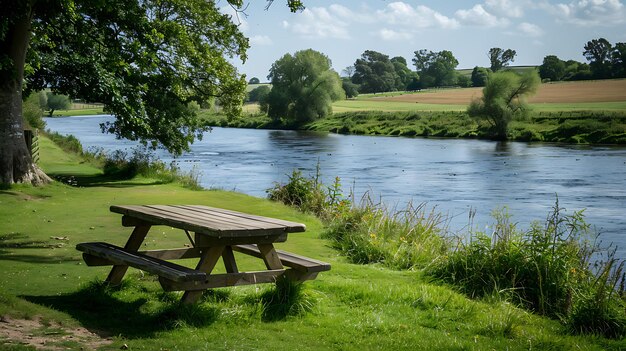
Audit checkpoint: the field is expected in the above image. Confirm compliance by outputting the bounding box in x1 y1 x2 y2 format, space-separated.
333 79 626 113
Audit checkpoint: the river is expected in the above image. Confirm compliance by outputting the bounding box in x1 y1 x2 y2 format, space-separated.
44 115 626 258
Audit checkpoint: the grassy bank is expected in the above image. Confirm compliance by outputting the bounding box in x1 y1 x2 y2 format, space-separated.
1 137 624 349
304 110 626 144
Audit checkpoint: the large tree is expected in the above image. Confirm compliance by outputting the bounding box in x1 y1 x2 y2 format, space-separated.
0 0 303 186
583 38 613 79
351 50 398 93
488 47 517 72
265 49 344 126
612 42 626 78
412 49 459 88
468 70 540 140
539 55 566 82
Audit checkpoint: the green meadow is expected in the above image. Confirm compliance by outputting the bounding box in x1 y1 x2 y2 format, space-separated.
0 136 625 350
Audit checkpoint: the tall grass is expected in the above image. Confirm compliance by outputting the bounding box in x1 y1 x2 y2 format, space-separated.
427 202 626 338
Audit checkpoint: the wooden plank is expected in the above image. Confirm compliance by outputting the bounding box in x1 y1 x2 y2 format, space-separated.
110 205 306 237
233 244 331 273
159 269 287 291
139 247 203 260
194 233 287 246
106 224 151 285
181 245 225 304
222 246 239 273
257 244 283 270
76 242 206 282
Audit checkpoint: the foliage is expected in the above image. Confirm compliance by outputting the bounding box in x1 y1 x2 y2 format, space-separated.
258 276 315 321
43 131 83 154
584 38 613 79
612 42 626 78
0 1 302 158
266 166 348 219
266 49 344 126
247 85 270 103
539 55 566 82
323 197 449 269
341 79 359 98
248 77 261 84
488 48 517 72
22 92 46 129
391 56 419 91
427 202 626 338
467 70 540 140
412 49 459 88
471 66 491 87
351 50 399 93
45 92 70 117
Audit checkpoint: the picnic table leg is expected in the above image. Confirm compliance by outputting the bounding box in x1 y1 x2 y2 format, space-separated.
181 245 225 304
222 246 239 273
106 224 151 285
257 244 283 270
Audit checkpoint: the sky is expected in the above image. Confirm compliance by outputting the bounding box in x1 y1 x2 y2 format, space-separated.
222 0 626 81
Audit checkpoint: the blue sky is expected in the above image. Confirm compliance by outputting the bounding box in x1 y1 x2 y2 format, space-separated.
223 0 626 81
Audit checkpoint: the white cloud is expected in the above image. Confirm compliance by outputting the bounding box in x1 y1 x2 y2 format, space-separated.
376 2 459 29
377 28 413 41
455 4 510 27
517 22 544 37
249 35 273 46
283 7 351 39
546 0 625 26
485 0 526 18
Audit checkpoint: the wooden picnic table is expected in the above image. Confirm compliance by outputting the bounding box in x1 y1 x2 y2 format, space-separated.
76 205 330 304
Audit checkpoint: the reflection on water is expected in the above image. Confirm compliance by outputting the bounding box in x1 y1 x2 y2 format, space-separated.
45 115 626 258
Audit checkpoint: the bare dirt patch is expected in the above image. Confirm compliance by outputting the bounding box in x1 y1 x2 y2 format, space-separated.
0 315 112 350
374 79 626 105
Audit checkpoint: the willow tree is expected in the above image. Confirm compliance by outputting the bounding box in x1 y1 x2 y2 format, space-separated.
468 70 540 140
0 0 303 185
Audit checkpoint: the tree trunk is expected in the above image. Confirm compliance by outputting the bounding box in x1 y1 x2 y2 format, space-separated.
0 5 51 186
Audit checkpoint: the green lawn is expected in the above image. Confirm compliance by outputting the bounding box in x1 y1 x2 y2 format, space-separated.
0 137 624 350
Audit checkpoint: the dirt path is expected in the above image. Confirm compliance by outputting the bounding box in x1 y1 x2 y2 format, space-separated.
0 315 112 350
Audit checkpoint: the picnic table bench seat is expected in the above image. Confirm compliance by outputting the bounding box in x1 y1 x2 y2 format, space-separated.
232 244 331 273
77 242 207 283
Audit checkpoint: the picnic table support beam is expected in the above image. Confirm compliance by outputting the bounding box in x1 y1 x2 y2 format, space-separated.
181 245 225 304
106 224 151 285
257 244 283 270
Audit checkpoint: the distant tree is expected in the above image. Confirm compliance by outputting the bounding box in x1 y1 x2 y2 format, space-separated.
391 56 418 91
248 77 261 84
563 60 592 81
468 70 540 140
266 49 344 126
471 66 491 87
247 85 270 103
457 74 472 88
488 47 517 72
539 55 566 81
342 65 356 78
412 49 459 88
352 50 398 93
612 42 626 78
341 79 359 98
45 93 71 116
583 38 613 79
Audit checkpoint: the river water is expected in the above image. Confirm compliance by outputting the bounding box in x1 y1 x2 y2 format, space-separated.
44 115 626 258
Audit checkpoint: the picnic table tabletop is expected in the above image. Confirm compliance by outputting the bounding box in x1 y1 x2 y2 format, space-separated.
110 204 306 237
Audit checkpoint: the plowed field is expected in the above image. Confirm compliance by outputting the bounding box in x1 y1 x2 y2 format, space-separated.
374 79 626 105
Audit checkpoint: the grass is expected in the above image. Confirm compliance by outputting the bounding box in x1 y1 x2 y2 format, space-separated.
51 108 104 116
0 137 625 349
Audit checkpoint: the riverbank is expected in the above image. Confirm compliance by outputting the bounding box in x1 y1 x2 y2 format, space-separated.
203 109 626 144
1 136 624 349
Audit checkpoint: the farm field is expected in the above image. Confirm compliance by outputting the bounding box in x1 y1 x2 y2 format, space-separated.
334 79 626 113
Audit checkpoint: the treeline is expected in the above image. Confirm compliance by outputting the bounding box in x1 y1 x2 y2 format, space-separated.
539 38 626 82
